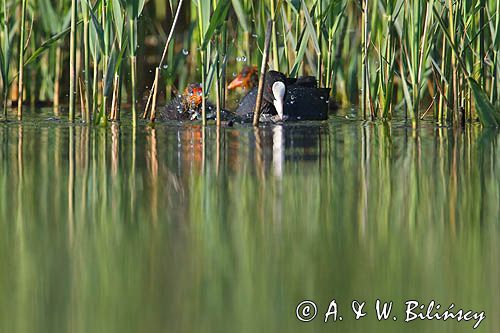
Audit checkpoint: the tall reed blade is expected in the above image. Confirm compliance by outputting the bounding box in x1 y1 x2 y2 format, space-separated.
17 0 28 119
69 0 78 122
82 0 91 123
1 0 12 119
253 20 273 126
144 0 184 122
127 0 145 125
361 0 368 119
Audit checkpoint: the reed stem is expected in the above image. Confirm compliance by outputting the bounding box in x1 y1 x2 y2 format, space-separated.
2 90 7 119
361 0 368 119
69 0 77 122
200 52 207 125
1 0 8 119
447 0 459 127
82 3 91 123
130 55 137 124
220 19 227 109
316 0 322 86
196 0 206 125
92 43 98 119
53 46 61 115
253 20 273 126
215 39 221 127
17 0 28 119
130 18 137 125
144 0 184 122
270 0 279 70
150 68 160 122
479 0 485 89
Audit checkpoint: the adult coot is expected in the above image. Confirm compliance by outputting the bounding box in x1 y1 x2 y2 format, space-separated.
229 70 331 121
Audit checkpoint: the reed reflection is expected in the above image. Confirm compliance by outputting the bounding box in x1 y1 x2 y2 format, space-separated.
0 116 498 333
68 126 75 238
146 127 158 223
17 125 24 225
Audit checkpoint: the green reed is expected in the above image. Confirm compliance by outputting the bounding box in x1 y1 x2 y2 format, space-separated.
16 0 28 119
0 0 497 127
127 0 145 125
0 0 13 118
82 0 91 122
197 0 209 125
69 0 77 121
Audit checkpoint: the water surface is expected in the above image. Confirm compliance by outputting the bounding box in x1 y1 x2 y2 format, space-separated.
0 109 499 332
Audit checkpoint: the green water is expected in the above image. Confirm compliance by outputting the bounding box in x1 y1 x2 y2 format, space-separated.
0 110 499 333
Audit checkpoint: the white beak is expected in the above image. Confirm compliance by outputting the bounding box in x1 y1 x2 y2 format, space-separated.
272 81 286 120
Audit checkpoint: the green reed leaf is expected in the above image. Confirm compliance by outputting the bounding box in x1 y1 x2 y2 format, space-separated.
468 77 499 127
231 0 249 32
201 0 230 50
24 19 83 66
301 0 320 54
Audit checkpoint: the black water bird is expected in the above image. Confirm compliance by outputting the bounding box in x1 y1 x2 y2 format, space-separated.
228 70 332 122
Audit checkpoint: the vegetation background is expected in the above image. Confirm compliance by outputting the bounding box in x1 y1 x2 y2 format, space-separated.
0 0 498 127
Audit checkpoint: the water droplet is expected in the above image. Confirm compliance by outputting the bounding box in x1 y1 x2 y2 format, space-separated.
252 34 258 38
236 56 242 62
163 64 168 69
232 72 237 77
242 56 247 62
182 49 189 56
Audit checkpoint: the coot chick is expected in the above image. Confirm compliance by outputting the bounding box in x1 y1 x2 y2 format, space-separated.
228 65 259 91
157 84 239 123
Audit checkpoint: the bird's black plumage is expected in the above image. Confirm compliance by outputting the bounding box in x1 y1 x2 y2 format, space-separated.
235 71 330 121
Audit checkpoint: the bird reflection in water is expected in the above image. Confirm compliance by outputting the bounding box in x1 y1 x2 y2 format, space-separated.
272 125 284 179
251 124 325 179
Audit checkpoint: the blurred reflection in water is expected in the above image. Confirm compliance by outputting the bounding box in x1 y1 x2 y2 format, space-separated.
0 112 498 333
272 125 284 178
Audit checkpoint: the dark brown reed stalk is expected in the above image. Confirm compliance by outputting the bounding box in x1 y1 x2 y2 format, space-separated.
53 46 62 115
111 74 119 121
149 67 160 122
69 0 77 122
78 78 86 116
17 0 28 119
253 20 273 126
144 0 184 121
220 19 228 109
